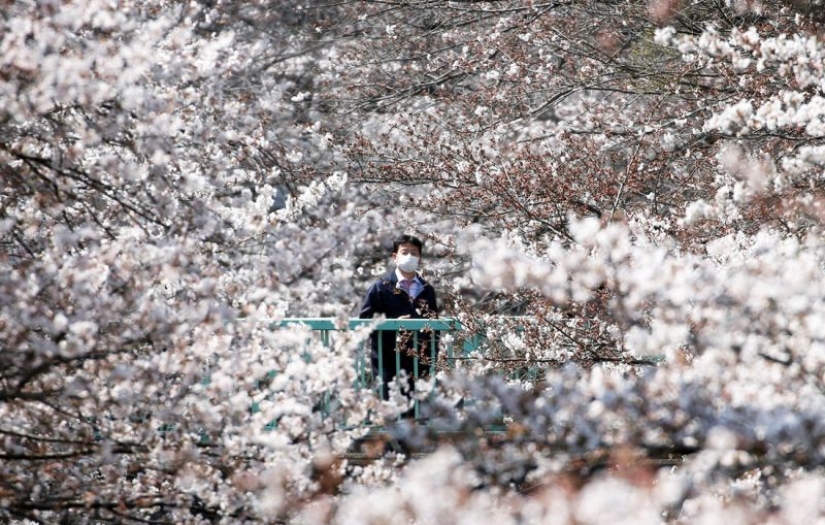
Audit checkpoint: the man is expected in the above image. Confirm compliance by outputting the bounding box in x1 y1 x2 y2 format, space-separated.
359 234 439 401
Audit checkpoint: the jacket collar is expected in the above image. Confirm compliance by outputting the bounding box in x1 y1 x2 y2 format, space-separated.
383 269 428 287
394 268 423 284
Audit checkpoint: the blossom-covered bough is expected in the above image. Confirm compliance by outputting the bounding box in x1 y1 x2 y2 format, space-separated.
2 0 825 523
1 1 378 522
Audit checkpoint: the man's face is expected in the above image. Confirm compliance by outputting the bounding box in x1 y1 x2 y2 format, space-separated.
393 242 421 261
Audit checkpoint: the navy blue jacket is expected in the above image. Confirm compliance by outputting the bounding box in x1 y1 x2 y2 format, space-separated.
359 271 439 381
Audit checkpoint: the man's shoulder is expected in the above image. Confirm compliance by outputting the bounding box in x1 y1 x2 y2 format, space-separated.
369 272 396 289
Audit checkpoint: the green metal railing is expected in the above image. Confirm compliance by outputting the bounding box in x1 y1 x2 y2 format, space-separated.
273 318 480 420
256 318 664 430
276 317 480 361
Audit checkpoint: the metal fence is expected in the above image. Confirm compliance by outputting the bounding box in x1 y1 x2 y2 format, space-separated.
261 318 663 430
272 318 480 420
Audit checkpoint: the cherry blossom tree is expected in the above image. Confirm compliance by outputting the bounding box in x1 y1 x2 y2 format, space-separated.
327 0 825 523
2 0 825 524
0 1 379 522
329 0 825 367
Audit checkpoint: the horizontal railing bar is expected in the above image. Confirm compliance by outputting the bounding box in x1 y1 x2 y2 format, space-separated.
274 318 464 331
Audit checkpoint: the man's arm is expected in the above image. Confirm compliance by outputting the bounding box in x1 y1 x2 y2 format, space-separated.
359 281 381 319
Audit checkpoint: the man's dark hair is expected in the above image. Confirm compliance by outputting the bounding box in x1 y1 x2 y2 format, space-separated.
392 234 424 255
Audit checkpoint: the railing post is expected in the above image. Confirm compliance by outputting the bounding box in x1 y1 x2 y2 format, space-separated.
413 331 420 419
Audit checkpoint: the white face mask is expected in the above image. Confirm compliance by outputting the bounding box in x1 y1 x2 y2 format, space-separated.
396 253 419 273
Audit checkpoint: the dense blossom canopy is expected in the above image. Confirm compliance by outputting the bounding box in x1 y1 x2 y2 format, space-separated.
1 0 825 523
